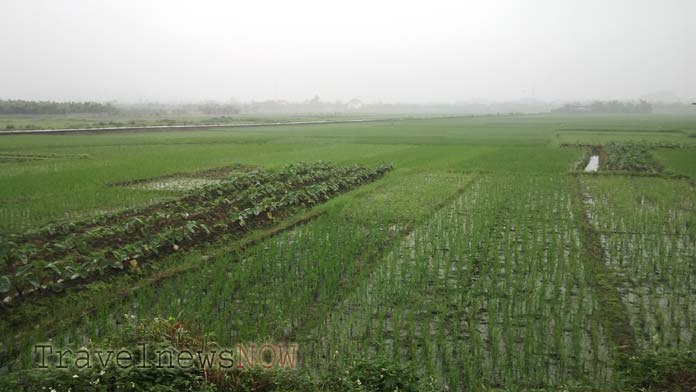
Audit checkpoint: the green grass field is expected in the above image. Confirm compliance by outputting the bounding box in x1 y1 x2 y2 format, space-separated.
0 114 695 391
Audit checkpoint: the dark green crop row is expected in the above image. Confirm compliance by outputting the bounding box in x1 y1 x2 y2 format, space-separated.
0 162 392 302
16 162 350 243
603 142 661 172
1 163 361 267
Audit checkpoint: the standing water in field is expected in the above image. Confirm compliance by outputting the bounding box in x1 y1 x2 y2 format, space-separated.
584 156 599 172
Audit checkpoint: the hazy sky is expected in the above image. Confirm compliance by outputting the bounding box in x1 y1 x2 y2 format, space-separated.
1 0 694 103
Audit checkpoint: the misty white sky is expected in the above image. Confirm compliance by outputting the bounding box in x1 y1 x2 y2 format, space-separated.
1 0 694 103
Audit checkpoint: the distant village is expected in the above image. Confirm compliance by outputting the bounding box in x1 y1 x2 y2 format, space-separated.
553 100 652 114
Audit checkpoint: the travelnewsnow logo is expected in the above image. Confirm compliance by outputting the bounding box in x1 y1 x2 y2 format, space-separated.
33 343 298 370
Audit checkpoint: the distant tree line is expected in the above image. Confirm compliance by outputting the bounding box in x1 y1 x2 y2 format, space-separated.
554 100 652 114
0 99 117 115
195 102 240 115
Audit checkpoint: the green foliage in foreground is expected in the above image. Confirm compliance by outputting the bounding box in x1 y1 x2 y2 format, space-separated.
5 316 694 391
618 350 696 392
0 317 438 392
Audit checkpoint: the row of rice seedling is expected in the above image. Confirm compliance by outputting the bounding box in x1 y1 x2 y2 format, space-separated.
581 176 696 352
304 175 612 390
0 162 392 302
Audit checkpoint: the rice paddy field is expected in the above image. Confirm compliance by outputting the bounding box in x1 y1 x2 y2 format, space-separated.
0 114 695 391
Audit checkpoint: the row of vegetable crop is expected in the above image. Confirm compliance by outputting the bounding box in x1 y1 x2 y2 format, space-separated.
0 162 392 302
0 163 368 270
3 161 351 246
602 142 661 172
